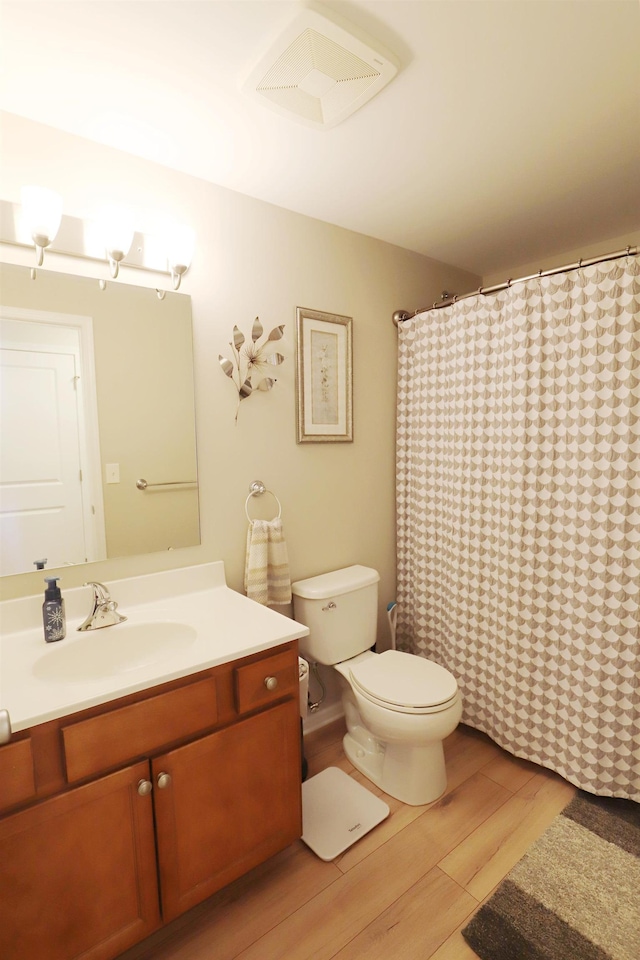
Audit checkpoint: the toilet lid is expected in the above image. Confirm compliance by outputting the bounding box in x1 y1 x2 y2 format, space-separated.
349 650 458 709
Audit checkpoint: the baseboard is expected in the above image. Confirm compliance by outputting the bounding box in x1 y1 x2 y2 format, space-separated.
302 702 345 735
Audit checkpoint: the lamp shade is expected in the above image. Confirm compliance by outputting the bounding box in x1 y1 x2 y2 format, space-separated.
166 223 196 271
97 204 134 259
20 186 63 247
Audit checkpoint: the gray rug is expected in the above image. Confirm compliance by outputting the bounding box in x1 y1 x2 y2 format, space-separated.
462 791 640 960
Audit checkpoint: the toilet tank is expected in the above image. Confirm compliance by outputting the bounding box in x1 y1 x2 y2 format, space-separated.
291 565 380 665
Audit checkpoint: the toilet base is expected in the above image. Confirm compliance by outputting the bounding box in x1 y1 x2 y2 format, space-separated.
343 730 447 806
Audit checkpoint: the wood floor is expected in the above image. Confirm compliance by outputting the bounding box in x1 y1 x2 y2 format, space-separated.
119 720 576 960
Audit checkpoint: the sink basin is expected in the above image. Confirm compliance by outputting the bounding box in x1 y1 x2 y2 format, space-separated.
33 621 198 682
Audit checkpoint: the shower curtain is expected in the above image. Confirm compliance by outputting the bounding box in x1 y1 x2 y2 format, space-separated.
396 253 640 801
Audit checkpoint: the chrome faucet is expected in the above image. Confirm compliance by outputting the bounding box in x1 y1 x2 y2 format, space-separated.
77 581 127 631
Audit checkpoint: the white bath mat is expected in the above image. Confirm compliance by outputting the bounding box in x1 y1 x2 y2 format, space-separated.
301 766 390 861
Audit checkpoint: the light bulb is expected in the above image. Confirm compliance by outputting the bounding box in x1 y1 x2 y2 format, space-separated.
97 204 134 278
166 223 196 290
20 186 63 265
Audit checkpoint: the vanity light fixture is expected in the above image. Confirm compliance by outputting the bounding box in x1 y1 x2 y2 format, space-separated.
97 204 135 279
166 223 196 291
2 191 196 292
20 185 63 267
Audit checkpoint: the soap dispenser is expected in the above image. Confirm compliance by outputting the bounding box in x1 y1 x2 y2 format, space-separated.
43 577 66 642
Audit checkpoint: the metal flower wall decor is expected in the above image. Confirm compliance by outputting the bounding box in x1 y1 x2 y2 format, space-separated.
218 317 285 420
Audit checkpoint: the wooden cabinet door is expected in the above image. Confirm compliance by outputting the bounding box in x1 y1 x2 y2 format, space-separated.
0 760 160 960
153 698 302 921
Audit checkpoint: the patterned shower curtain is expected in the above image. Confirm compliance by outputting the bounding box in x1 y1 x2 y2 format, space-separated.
396 253 640 801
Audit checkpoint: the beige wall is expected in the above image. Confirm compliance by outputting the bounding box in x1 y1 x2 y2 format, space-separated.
0 111 479 659
482 231 640 287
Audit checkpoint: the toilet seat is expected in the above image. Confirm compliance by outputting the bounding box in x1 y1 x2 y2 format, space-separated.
349 650 458 715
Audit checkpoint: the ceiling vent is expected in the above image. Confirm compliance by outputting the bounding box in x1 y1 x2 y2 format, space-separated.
243 6 398 129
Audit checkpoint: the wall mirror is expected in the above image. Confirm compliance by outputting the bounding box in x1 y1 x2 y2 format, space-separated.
0 262 200 578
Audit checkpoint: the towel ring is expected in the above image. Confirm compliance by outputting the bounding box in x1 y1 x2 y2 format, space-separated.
245 480 282 522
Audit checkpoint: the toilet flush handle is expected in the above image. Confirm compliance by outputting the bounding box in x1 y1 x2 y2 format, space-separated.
322 601 337 611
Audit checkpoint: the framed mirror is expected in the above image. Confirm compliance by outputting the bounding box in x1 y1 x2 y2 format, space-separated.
0 263 200 577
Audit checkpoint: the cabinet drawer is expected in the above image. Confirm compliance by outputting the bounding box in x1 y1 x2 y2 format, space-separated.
235 650 298 714
0 739 36 812
62 677 218 783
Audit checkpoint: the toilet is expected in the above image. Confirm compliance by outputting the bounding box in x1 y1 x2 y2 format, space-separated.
292 565 462 806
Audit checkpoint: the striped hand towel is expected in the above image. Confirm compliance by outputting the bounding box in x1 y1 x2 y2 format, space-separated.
244 517 292 606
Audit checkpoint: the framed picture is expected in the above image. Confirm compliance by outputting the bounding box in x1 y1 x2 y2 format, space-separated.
295 307 353 443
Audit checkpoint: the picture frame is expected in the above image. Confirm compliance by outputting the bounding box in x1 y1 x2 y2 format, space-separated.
295 307 353 443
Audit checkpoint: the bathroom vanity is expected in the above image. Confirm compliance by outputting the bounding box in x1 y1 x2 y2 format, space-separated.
0 563 308 960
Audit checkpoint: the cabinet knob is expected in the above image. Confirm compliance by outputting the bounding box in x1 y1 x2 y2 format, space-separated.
0 709 11 745
157 772 172 789
137 779 152 796
264 675 278 691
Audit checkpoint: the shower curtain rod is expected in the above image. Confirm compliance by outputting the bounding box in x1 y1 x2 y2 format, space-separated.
392 244 639 325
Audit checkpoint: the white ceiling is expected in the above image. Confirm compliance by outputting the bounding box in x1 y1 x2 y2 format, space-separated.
1 0 639 277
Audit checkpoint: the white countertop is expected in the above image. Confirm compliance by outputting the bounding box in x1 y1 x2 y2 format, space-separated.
0 562 309 733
